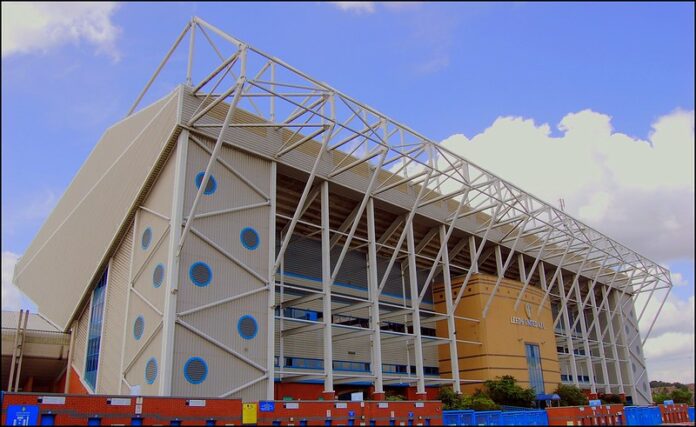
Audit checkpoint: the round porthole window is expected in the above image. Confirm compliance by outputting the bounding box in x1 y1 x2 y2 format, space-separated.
153 264 165 288
141 227 152 250
195 172 217 195
240 227 260 251
189 262 212 287
145 357 158 384
184 357 208 384
237 315 258 340
133 316 145 340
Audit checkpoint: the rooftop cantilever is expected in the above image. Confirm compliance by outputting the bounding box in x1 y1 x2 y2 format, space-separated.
13 16 672 337
127 17 671 296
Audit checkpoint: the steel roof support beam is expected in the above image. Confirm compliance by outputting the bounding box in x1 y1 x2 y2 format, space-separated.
439 224 461 393
587 287 611 394
405 221 426 397
367 197 384 395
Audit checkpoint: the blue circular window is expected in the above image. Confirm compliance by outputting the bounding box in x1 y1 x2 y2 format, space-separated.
145 357 158 384
189 262 212 287
240 227 260 251
184 357 208 384
133 315 145 340
141 227 152 250
153 264 165 288
195 172 217 195
237 315 258 340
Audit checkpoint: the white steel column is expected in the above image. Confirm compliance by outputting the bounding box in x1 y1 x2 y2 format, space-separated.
321 180 335 397
468 236 478 274
615 290 638 401
160 130 189 395
588 287 611 394
186 18 196 86
573 279 596 394
557 274 579 387
440 225 461 394
266 161 277 399
406 221 426 396
366 197 384 396
601 285 624 394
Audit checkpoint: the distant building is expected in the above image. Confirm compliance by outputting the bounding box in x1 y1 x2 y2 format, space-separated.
10 17 671 405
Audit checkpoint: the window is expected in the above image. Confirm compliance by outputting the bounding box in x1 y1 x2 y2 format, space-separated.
525 343 545 394
195 172 217 195
85 269 108 390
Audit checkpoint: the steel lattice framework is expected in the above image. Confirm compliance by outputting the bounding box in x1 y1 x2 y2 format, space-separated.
128 17 672 402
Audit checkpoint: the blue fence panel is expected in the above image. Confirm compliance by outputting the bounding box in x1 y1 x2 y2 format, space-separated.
473 410 502 426
646 406 663 425
442 410 475 426
624 406 662 426
499 411 548 426
444 409 547 426
688 407 694 422
528 410 549 426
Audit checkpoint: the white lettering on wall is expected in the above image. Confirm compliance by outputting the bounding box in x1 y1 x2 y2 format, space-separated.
510 316 545 329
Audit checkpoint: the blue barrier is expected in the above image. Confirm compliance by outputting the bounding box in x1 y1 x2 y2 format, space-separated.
688 407 694 422
442 410 474 425
473 410 502 425
500 410 548 426
443 409 548 426
624 406 662 426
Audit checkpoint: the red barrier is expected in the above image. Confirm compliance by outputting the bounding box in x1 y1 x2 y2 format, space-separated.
546 404 624 426
254 399 441 426
366 400 441 425
1 392 242 425
659 403 689 424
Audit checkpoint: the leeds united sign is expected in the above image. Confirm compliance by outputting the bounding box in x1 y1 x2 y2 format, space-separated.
510 303 545 329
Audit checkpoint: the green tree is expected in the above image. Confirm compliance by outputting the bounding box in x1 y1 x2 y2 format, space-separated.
670 388 693 404
437 387 499 410
652 391 671 404
554 384 589 406
439 386 461 410
483 375 536 408
462 391 499 411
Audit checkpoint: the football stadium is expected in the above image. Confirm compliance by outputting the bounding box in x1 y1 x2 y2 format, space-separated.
6 17 673 413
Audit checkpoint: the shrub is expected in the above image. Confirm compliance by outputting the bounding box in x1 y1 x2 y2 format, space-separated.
652 391 671 404
670 388 693 404
439 386 461 410
554 384 589 406
462 391 500 411
385 394 406 401
483 375 536 408
437 387 499 410
600 393 624 404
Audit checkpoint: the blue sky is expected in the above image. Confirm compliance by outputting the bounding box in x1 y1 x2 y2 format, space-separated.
2 2 694 383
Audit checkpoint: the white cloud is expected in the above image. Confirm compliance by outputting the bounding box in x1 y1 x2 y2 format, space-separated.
330 2 375 14
639 292 695 383
670 272 688 287
2 252 22 311
438 109 694 383
440 109 695 263
1 2 121 61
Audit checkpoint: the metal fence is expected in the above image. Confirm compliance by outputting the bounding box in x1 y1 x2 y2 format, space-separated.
443 409 548 426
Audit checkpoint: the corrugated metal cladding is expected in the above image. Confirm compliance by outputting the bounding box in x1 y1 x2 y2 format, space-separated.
71 307 90 378
281 235 433 302
121 147 177 395
619 293 650 404
14 90 181 331
172 137 270 400
96 224 132 394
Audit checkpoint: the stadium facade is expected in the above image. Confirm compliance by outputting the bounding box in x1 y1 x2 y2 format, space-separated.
12 17 672 405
